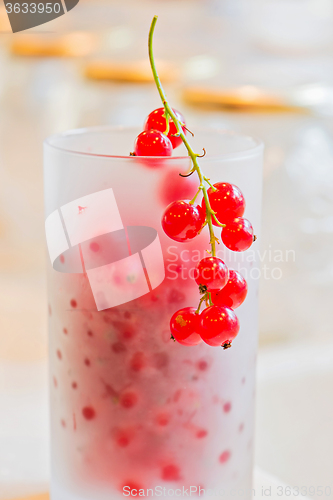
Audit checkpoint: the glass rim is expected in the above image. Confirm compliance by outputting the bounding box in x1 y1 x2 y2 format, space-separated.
44 125 264 161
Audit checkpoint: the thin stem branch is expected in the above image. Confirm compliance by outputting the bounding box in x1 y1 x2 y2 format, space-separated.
211 213 226 228
148 16 217 257
179 169 195 178
195 294 207 314
189 187 202 205
203 176 217 191
163 106 170 135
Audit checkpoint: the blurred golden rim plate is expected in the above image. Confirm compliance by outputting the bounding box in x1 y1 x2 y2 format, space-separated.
0 6 11 31
183 85 308 113
85 59 178 83
6 495 49 500
10 32 97 57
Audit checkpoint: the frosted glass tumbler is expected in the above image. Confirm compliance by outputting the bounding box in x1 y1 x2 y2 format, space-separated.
44 127 263 500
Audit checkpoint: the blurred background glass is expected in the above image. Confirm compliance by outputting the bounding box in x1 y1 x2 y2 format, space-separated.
1 0 333 498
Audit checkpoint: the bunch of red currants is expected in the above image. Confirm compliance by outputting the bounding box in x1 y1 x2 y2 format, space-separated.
133 107 187 156
133 108 255 350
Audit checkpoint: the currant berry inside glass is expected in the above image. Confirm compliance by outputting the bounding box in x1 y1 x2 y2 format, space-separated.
170 307 202 346
194 257 229 292
161 200 205 242
134 130 173 157
211 270 248 309
204 182 245 226
199 305 240 347
144 107 186 149
221 217 254 252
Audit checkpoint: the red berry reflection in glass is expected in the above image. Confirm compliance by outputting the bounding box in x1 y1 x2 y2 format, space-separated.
219 450 231 464
134 130 173 157
130 352 146 372
199 305 240 347
195 257 229 292
162 464 181 481
144 107 186 149
204 182 245 226
122 482 143 497
82 406 96 421
221 218 254 252
159 169 197 206
212 270 248 309
120 391 138 409
170 307 202 346
161 200 205 242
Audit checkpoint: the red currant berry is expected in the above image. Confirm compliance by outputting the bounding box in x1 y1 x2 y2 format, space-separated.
134 130 173 157
113 427 133 448
162 464 181 481
223 402 232 413
82 406 96 420
156 412 170 426
219 450 231 463
120 391 138 409
161 200 205 242
144 108 186 149
121 482 143 497
195 257 229 292
199 305 240 347
130 352 146 372
204 183 245 226
212 270 247 309
170 307 202 346
221 218 254 252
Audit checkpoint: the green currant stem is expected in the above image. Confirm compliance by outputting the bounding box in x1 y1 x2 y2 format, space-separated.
196 294 207 314
148 16 217 257
197 220 208 236
203 177 217 191
208 292 213 307
163 106 170 136
189 187 202 205
212 212 226 228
